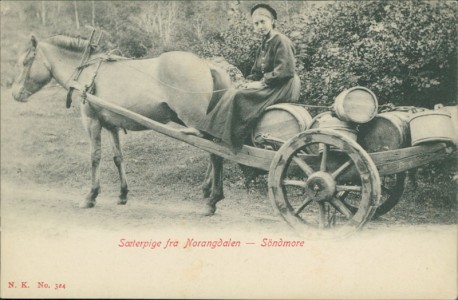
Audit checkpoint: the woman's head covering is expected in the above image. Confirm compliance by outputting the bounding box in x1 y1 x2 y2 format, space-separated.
251 3 277 20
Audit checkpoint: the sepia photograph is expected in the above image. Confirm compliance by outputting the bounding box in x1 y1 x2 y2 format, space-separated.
1 1 457 299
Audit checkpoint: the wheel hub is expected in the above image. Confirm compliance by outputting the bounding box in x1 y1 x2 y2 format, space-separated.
305 171 336 202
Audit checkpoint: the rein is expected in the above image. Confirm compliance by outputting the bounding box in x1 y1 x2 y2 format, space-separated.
295 104 332 109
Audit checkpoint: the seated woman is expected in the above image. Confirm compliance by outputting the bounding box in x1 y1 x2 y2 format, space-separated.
183 3 301 152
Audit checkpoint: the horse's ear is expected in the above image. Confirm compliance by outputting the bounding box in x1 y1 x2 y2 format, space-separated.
31 35 38 48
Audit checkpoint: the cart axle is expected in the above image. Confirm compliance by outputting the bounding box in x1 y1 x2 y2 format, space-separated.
306 172 336 202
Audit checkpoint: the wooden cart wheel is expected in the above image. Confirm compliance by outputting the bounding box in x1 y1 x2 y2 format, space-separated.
339 172 406 219
268 129 381 239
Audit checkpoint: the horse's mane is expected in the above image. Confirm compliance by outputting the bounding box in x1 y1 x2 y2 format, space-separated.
44 34 103 53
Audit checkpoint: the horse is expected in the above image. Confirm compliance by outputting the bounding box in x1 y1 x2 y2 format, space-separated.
12 34 231 215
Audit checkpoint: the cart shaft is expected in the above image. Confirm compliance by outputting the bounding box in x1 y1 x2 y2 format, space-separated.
70 80 274 170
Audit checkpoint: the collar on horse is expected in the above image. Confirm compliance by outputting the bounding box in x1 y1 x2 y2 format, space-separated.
66 29 103 108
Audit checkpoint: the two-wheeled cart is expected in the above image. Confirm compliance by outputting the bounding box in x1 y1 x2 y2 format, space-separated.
70 80 456 239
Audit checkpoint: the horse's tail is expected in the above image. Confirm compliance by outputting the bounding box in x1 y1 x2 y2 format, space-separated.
207 64 232 114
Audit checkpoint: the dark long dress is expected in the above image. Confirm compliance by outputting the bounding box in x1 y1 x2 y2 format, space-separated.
197 31 301 152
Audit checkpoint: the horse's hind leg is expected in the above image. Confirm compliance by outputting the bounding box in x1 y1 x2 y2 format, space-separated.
81 118 102 208
204 154 224 216
202 162 212 198
108 128 129 205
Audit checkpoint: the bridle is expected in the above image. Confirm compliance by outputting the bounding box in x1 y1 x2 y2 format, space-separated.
19 45 51 98
18 48 37 97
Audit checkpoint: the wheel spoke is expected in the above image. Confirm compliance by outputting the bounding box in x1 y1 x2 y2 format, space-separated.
318 202 327 229
292 156 315 177
283 179 307 189
298 149 309 155
336 185 362 192
331 160 352 179
329 197 354 219
336 190 349 199
320 143 329 172
294 197 313 216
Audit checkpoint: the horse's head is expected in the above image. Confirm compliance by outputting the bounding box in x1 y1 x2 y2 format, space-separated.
12 35 52 102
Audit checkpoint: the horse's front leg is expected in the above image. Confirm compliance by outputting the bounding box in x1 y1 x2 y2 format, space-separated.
108 128 129 205
204 154 224 216
81 118 102 208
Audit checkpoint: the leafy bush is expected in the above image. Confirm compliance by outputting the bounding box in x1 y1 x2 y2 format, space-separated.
193 1 456 108
300 1 457 108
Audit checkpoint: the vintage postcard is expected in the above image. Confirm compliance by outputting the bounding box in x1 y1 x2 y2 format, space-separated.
1 1 456 299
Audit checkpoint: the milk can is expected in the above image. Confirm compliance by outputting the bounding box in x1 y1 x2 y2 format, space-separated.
409 105 456 146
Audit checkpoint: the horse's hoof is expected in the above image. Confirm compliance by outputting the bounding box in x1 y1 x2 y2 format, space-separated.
79 201 96 208
202 204 216 216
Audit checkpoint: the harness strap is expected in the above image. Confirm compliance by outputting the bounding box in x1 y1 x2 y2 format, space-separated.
66 29 102 108
79 59 103 105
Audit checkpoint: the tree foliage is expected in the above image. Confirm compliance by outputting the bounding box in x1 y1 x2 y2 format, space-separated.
299 1 457 107
192 1 457 107
193 5 260 76
2 0 457 107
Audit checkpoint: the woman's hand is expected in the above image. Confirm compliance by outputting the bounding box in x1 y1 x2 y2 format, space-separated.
243 80 266 89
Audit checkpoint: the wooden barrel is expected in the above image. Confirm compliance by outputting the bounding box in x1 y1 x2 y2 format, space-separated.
409 109 455 146
333 87 378 123
308 111 358 153
251 104 313 147
358 111 411 153
309 111 358 141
